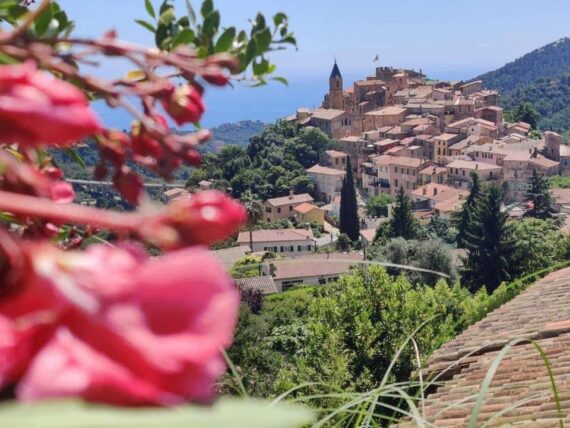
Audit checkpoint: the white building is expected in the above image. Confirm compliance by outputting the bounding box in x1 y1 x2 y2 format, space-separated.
236 229 316 255
306 164 346 202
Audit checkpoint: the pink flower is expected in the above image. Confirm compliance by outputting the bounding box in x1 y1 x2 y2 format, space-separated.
0 244 239 405
162 85 205 125
155 190 247 248
0 62 101 147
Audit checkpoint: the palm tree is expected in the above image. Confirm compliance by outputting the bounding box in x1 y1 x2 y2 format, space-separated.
240 191 264 250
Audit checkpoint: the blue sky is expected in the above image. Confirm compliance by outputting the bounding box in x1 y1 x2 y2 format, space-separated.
57 0 570 127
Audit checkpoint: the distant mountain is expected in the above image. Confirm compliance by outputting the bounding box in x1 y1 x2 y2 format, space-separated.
201 120 266 153
476 38 570 131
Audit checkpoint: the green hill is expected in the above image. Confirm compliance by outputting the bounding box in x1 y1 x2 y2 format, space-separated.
476 38 570 131
478 38 570 93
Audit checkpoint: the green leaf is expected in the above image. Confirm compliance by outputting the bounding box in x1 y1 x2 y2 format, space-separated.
185 0 196 24
202 10 220 38
33 6 53 36
135 19 155 33
244 39 257 66
254 27 271 54
144 0 155 18
0 51 18 64
64 148 86 169
158 6 175 26
215 27 235 53
273 12 287 27
172 28 195 47
0 399 314 428
201 0 213 18
252 58 269 76
272 76 289 86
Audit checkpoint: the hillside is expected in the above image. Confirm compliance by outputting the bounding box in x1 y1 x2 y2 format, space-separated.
476 38 570 131
53 120 266 182
477 37 570 93
202 120 266 153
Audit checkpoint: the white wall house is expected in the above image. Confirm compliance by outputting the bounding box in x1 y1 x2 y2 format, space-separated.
237 229 316 256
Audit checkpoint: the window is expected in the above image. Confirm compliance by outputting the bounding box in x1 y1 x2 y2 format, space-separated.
394 179 399 187
266 218 270 222
462 170 465 176
277 207 281 213
289 206 293 212
265 207 272 213
318 278 327 285
289 246 294 252
280 246 284 252
298 245 302 252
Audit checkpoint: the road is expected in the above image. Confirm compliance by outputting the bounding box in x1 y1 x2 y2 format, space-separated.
67 179 185 189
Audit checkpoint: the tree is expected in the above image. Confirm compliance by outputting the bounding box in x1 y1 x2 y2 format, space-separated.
389 187 418 240
512 102 541 130
336 233 352 252
365 194 393 217
426 213 458 244
339 156 360 242
457 172 482 248
462 183 517 292
525 169 555 219
372 237 457 286
241 191 265 250
511 218 570 277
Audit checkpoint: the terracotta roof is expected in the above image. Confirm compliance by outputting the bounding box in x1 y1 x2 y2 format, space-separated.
367 106 408 116
400 268 570 426
235 276 279 295
419 165 447 175
552 189 570 205
237 229 314 244
307 164 346 176
411 183 458 199
376 155 423 168
266 193 314 207
360 229 376 242
355 79 386 86
311 108 345 120
269 253 364 281
294 203 320 214
529 157 560 169
325 150 347 157
446 160 502 171
434 133 460 142
434 195 466 213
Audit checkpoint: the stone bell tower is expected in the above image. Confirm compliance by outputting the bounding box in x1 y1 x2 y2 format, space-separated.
328 60 344 110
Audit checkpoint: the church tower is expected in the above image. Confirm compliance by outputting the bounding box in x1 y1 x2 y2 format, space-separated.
328 60 344 110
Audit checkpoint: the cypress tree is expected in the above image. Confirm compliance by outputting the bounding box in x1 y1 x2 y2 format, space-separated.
389 187 418 240
457 172 481 248
525 168 555 220
339 156 360 242
462 183 517 293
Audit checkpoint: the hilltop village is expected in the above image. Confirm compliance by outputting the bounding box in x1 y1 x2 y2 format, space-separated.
286 61 565 207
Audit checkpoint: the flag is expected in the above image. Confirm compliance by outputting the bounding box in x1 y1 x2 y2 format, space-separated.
373 54 379 62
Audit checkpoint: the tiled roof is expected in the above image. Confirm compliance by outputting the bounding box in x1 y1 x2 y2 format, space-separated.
552 189 570 205
399 268 570 426
367 106 408 116
376 155 423 168
311 108 345 120
235 276 279 295
325 149 348 157
411 183 459 199
269 253 364 281
359 229 376 242
237 229 314 244
419 165 447 175
266 193 314 207
294 203 320 214
446 160 502 171
307 164 346 176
